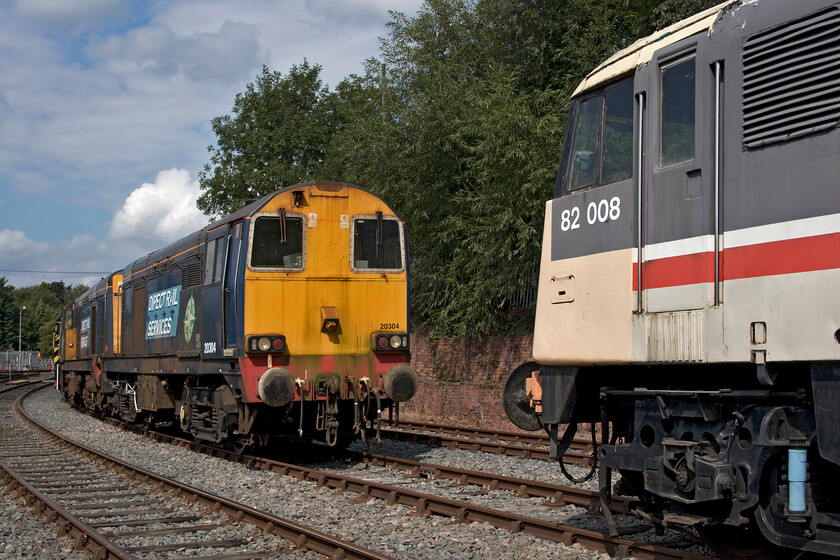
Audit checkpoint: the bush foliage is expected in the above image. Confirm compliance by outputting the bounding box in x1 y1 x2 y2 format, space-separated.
198 0 718 337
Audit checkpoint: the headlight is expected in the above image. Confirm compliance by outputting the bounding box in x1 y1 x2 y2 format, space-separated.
248 335 287 354
372 332 410 352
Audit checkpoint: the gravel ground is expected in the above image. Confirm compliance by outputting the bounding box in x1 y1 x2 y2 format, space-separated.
0 491 91 560
7 386 705 559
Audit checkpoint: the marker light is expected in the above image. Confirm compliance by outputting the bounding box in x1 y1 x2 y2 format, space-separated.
371 332 410 352
248 335 287 354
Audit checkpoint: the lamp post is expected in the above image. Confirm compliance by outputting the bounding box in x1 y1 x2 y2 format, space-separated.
18 305 25 373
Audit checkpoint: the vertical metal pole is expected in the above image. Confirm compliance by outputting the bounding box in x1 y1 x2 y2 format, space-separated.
18 306 24 371
713 61 722 307
636 92 645 313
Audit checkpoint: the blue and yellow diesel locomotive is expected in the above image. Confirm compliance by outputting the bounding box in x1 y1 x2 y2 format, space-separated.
505 0 840 554
59 182 418 450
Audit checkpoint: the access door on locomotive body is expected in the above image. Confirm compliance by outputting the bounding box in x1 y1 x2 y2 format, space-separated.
199 221 245 360
533 1 840 368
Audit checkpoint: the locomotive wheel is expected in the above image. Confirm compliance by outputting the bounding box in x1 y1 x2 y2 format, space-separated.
231 438 254 455
502 361 543 432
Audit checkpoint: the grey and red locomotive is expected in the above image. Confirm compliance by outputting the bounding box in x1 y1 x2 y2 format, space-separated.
506 0 840 554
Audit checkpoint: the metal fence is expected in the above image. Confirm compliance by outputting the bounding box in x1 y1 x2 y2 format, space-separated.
1 350 51 372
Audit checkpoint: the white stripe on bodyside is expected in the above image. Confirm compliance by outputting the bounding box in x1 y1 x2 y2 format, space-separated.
640 213 840 261
725 213 840 249
644 235 714 261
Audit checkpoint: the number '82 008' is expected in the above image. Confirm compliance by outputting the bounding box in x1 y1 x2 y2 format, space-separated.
559 196 621 232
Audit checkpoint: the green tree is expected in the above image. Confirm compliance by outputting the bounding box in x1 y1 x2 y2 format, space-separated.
0 280 88 358
197 62 338 216
197 0 721 337
0 278 15 350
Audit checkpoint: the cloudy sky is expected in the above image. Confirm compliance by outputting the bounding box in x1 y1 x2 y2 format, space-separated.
0 0 423 289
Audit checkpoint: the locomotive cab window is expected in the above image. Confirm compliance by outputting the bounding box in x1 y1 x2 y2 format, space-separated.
660 56 696 166
351 214 404 273
204 237 227 285
249 213 305 270
564 78 634 193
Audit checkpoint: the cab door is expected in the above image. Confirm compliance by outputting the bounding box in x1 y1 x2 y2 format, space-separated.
200 226 229 359
642 36 716 313
224 221 243 351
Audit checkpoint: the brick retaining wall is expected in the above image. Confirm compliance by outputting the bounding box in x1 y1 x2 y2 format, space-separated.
399 334 533 431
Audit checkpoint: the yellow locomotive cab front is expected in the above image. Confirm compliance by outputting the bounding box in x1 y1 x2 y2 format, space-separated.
238 183 416 422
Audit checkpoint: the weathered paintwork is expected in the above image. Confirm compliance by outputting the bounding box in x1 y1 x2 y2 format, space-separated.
58 181 416 445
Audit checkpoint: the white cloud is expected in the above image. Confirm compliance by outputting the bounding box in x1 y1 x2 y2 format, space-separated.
87 20 262 83
0 229 49 257
14 0 130 34
0 230 111 289
0 0 425 289
0 168 208 287
108 168 210 245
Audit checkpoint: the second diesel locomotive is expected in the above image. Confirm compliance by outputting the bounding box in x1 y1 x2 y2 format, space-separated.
505 0 840 554
59 181 418 450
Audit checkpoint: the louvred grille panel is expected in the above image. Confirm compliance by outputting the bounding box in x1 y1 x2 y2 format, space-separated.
743 7 840 148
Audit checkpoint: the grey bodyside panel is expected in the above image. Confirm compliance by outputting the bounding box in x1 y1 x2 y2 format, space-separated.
717 0 840 233
550 180 636 261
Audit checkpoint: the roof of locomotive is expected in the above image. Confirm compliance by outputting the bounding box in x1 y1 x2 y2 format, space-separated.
69 182 396 307
205 181 385 228
121 182 398 283
571 0 739 96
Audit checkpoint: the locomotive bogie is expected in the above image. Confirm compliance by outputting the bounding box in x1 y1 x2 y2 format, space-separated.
58 182 417 449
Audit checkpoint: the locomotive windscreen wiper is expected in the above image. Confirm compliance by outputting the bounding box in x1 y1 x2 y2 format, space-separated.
375 210 383 259
279 208 287 244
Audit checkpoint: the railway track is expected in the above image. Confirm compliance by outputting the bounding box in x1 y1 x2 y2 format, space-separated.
387 419 560 448
2 383 394 560
344 448 633 513
379 421 594 464
45 401 719 560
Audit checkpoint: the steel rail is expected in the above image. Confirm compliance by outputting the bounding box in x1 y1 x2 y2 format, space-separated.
256 461 709 560
379 426 592 464
0 461 139 560
112 423 713 560
17 385 394 560
346 449 634 513
385 418 596 450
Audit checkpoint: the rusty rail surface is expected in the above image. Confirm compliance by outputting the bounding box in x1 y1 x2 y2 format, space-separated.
346 448 634 513
96 419 717 560
378 426 593 464
10 384 394 560
387 419 562 448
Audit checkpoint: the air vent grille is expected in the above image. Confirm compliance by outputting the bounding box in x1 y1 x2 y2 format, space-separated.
743 7 840 148
182 262 201 287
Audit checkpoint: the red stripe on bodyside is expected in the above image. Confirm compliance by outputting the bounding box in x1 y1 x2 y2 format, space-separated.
723 232 840 280
631 232 840 290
